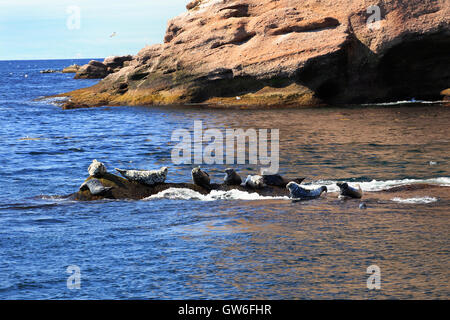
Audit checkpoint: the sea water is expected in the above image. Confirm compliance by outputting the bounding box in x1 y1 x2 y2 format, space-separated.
0 60 449 299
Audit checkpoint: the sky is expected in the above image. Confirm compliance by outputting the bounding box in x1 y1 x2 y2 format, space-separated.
0 0 189 60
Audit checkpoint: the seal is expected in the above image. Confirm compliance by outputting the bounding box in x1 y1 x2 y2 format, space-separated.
262 174 305 187
79 178 113 196
224 168 242 186
245 175 266 189
192 167 211 189
286 182 327 200
337 182 363 199
88 159 107 177
115 167 168 186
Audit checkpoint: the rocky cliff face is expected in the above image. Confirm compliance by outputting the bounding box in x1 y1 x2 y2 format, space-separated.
61 0 450 109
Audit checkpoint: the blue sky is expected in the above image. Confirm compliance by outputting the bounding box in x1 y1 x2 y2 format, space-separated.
0 0 188 60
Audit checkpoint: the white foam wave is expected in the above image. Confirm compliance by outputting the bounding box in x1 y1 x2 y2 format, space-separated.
142 177 449 202
391 197 438 204
308 177 450 193
37 96 69 106
362 100 445 107
39 195 70 201
144 188 289 201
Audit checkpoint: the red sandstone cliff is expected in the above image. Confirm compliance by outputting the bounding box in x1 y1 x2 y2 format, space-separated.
62 0 450 109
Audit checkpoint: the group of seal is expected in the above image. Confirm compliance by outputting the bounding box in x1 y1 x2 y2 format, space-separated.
191 167 306 190
285 182 364 200
80 160 169 195
191 167 365 201
224 169 305 189
194 167 320 200
80 160 364 202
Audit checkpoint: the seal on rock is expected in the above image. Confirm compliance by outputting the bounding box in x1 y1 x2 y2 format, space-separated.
192 167 211 189
224 168 242 186
286 182 327 200
262 174 305 187
337 182 363 199
115 167 168 186
80 178 113 196
245 175 266 189
88 159 107 177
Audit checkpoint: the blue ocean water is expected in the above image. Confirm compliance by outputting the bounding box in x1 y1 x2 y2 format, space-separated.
0 60 449 299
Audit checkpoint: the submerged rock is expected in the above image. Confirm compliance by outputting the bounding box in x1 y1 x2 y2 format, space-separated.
40 69 60 74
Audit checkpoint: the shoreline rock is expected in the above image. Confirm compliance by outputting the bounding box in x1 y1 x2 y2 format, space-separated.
74 60 109 79
56 0 450 109
74 56 134 80
62 64 80 73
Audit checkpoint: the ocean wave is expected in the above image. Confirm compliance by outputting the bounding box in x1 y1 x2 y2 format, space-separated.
361 100 445 107
309 177 450 193
144 188 289 201
391 197 438 204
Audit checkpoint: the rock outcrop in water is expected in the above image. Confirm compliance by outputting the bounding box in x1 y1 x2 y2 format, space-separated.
59 0 450 108
62 64 80 73
74 60 109 79
74 56 134 79
72 172 291 201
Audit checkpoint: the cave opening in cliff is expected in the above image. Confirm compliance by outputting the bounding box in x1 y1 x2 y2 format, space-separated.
378 33 450 101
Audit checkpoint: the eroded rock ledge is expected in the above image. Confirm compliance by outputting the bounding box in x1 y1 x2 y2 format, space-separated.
59 0 450 109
